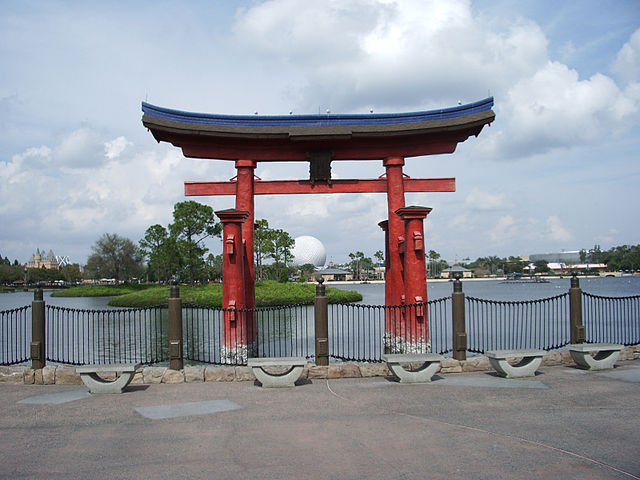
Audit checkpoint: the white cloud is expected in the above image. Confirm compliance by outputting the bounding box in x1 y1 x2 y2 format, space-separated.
104 136 132 159
490 215 519 243
477 61 640 159
545 215 572 242
54 127 105 168
612 28 640 84
233 0 549 111
464 188 509 211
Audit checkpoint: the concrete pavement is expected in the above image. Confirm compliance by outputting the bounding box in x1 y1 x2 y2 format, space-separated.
1 362 639 479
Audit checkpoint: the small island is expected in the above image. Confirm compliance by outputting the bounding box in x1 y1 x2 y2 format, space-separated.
52 281 362 308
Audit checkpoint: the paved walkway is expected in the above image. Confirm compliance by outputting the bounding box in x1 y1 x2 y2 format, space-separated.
1 362 639 480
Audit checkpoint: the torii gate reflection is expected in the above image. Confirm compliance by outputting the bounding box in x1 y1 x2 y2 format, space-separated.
142 98 495 362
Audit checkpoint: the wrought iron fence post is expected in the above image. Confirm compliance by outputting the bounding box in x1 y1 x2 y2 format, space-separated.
31 285 46 369
569 273 585 344
168 281 183 370
314 276 329 366
451 275 467 360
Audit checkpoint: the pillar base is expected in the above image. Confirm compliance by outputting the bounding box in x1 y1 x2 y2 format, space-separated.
220 345 249 365
383 332 431 354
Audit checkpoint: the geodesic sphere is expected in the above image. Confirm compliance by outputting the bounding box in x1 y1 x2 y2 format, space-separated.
290 236 327 267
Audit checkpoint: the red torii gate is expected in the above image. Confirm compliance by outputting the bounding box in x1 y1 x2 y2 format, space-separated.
142 98 495 361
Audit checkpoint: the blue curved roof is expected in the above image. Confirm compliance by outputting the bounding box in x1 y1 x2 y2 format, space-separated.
141 97 494 128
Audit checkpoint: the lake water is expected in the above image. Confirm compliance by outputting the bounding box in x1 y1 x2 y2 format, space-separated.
334 276 640 305
1 276 638 311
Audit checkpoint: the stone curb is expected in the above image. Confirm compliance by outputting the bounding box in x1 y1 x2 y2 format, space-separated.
2 345 639 385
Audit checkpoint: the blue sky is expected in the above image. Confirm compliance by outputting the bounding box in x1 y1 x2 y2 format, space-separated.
1 0 639 266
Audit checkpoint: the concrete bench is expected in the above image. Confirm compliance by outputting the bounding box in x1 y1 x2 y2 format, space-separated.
247 357 307 388
485 349 546 378
76 363 141 394
381 353 444 383
567 343 624 370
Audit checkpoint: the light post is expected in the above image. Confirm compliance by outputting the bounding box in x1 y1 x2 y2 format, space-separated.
451 267 467 360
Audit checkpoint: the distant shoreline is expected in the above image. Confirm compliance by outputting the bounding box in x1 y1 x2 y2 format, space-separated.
321 272 633 285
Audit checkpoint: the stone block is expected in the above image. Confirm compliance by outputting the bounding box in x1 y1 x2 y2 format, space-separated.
162 369 184 384
204 366 235 382
130 371 144 384
56 366 82 385
0 366 26 384
34 369 43 385
328 364 361 379
560 350 573 364
234 366 255 382
143 366 167 384
542 351 564 366
307 365 329 379
357 362 389 377
23 368 35 384
96 371 117 381
42 365 56 385
461 355 492 372
439 357 462 374
184 366 204 383
620 347 634 361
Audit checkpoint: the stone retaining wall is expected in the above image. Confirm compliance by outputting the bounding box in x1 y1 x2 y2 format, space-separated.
2 345 639 385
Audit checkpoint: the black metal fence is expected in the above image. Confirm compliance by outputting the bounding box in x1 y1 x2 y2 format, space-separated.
0 306 30 365
183 304 314 364
2 279 640 367
583 292 640 345
466 294 570 353
328 298 452 361
45 305 168 365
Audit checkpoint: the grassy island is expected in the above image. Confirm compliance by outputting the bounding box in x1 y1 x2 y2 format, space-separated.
53 281 362 307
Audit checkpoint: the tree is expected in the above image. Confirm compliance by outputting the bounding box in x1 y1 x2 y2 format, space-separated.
426 250 442 278
348 251 364 280
205 253 223 282
85 233 144 281
254 219 271 281
267 228 295 282
533 260 550 274
169 201 221 284
60 264 83 283
374 250 384 265
139 224 180 282
504 256 527 274
298 263 316 282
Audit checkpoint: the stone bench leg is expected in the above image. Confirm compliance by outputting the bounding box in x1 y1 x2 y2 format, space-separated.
387 361 440 383
488 356 543 378
570 350 621 370
80 371 136 394
252 365 305 388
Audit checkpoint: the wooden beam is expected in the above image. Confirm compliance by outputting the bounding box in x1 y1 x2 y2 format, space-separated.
185 178 455 196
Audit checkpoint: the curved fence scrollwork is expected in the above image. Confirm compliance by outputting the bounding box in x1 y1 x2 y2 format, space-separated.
583 292 640 345
466 294 570 353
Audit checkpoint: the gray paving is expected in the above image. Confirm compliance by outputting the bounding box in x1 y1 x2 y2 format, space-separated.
596 364 640 383
432 373 550 389
16 389 92 404
135 399 242 419
1 361 639 480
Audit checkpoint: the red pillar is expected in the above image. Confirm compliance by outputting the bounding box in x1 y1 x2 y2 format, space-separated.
235 160 257 352
397 206 432 353
383 157 406 352
215 208 249 363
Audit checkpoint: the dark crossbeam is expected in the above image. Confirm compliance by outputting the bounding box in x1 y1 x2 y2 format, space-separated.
185 178 455 196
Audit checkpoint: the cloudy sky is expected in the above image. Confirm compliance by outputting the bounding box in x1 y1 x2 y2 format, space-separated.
1 0 639 266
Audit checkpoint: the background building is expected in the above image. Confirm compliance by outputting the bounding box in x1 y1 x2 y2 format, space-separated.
24 248 59 269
